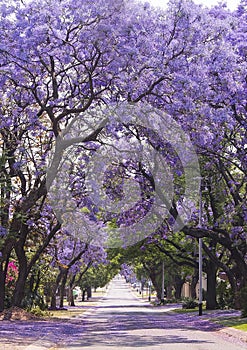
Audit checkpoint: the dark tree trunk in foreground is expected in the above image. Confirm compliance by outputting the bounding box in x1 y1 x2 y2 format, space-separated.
191 271 199 299
12 241 28 307
206 260 218 309
12 271 28 307
0 266 6 312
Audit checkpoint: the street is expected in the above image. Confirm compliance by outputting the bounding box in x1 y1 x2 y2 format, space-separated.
0 276 246 349
55 276 246 349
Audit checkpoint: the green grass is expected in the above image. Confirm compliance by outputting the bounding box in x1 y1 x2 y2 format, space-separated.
47 308 87 319
172 308 198 314
212 316 247 331
172 304 206 314
234 323 247 331
172 308 247 331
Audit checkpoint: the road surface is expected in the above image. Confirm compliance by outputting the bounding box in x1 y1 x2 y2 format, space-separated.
55 276 247 350
0 276 246 349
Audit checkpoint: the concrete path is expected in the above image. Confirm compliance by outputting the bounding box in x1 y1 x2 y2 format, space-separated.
0 276 246 349
55 276 247 350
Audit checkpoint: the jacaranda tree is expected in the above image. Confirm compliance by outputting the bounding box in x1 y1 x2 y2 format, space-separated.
0 0 246 312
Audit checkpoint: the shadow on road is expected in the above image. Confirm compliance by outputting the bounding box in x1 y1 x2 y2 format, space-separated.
0 279 244 349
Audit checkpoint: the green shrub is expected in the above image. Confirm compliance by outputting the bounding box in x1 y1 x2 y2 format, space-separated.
30 306 50 318
216 281 234 309
21 291 47 311
182 297 198 309
166 298 179 304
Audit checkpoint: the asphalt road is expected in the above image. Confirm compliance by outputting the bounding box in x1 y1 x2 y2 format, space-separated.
0 276 246 349
55 276 247 350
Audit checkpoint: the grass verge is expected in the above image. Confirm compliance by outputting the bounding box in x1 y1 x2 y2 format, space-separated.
47 308 87 319
172 304 206 314
212 316 247 331
44 289 107 320
172 308 199 314
172 307 247 332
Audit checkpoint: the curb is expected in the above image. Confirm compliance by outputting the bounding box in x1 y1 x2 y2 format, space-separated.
218 327 247 343
129 288 151 305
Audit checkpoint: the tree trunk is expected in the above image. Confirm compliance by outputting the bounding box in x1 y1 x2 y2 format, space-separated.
166 285 172 299
70 290 75 306
82 289 86 302
148 267 162 301
191 271 199 299
174 275 185 300
0 266 6 312
67 274 76 306
151 275 161 300
50 294 57 310
86 286 92 300
50 270 63 309
12 269 28 307
12 245 28 308
67 284 75 306
12 225 30 308
59 270 68 308
206 261 217 310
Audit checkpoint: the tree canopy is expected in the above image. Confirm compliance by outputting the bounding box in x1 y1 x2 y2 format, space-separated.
0 0 246 311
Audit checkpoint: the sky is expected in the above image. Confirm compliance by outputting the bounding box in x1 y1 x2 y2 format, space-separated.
146 0 240 11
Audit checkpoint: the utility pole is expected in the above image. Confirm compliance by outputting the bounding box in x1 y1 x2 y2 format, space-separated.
148 280 151 302
161 260 165 303
198 178 203 316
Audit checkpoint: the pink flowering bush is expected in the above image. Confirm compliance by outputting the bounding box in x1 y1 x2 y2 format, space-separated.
5 261 19 308
6 261 18 288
